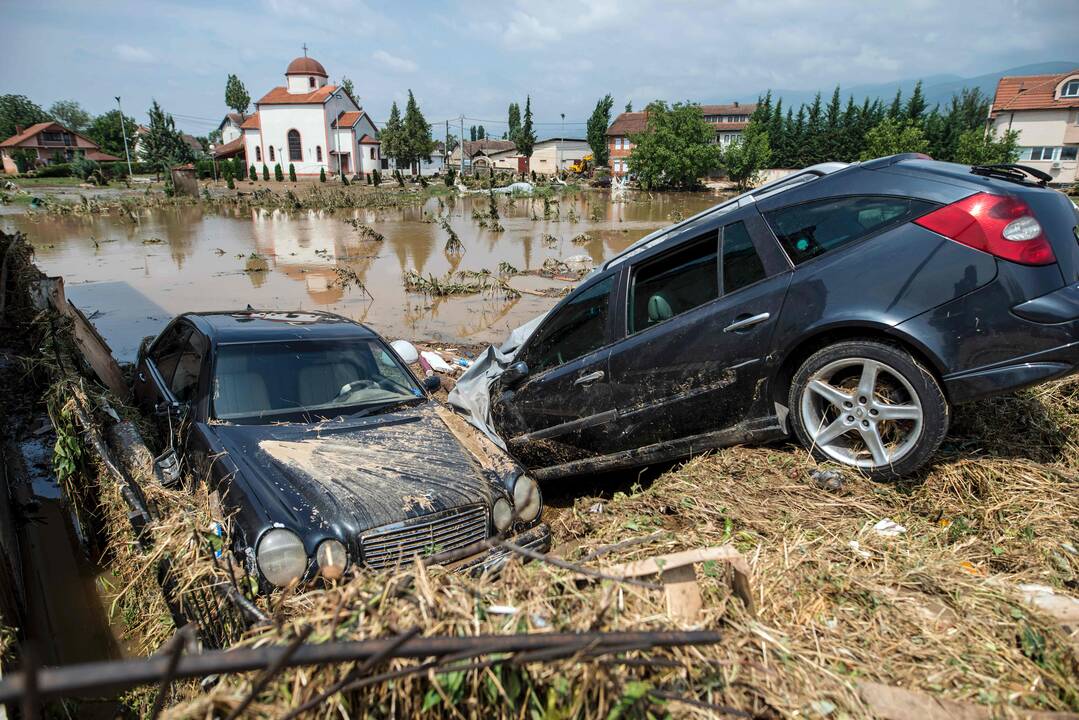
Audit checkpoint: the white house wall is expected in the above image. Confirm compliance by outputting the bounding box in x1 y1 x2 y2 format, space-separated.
259 105 329 175
992 108 1079 184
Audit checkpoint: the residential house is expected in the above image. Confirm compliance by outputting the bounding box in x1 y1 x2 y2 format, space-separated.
383 141 449 176
0 121 120 174
448 139 517 173
990 68 1079 185
605 102 757 176
218 113 244 144
240 55 381 178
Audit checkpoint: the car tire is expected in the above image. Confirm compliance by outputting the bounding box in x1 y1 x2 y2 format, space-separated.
788 339 948 480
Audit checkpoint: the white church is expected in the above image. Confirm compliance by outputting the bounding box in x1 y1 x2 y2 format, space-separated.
241 54 381 178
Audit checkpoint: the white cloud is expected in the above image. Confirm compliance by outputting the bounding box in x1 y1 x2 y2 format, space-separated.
372 49 417 73
114 43 154 63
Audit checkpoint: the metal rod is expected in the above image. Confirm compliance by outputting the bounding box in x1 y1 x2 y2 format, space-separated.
20 643 38 720
148 626 191 720
227 625 313 720
0 629 723 702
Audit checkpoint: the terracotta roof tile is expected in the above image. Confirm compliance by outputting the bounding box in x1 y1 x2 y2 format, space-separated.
357 134 379 144
461 139 516 157
606 112 648 136
991 70 1079 113
332 111 362 128
607 104 757 137
212 136 245 158
286 57 328 77
240 114 261 130
1 122 62 147
256 85 338 106
85 150 121 162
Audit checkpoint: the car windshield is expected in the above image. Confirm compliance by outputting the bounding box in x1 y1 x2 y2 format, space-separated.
212 339 423 421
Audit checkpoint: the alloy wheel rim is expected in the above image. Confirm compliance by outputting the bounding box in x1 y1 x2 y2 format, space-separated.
800 357 923 469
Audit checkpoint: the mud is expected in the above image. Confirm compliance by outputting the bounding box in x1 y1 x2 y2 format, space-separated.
1 190 720 358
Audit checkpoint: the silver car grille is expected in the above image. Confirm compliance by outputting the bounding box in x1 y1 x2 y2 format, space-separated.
360 505 488 570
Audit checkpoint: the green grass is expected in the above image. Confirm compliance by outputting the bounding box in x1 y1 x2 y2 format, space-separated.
11 176 88 187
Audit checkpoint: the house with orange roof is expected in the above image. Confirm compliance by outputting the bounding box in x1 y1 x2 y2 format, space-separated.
240 54 381 178
0 121 120 174
990 68 1079 185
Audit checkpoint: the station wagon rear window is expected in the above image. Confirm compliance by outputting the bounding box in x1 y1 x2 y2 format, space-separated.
766 196 934 265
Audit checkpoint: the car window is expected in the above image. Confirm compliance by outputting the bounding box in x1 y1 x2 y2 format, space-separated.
169 331 207 404
524 275 614 374
212 339 423 421
765 196 935 265
722 221 767 293
628 234 718 334
149 324 191 387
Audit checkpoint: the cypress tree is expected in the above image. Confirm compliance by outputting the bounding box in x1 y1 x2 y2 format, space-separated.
262 165 269 181
274 163 283 181
320 167 326 182
288 162 296 181
888 89 903 120
249 164 256 181
905 80 927 122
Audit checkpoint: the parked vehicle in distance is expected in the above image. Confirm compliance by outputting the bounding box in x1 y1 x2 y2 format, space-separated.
134 310 549 590
490 156 1079 479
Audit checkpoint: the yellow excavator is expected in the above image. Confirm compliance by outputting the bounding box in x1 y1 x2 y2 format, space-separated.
569 153 593 175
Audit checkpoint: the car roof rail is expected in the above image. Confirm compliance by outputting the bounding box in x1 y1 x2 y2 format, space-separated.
860 152 932 170
602 162 850 270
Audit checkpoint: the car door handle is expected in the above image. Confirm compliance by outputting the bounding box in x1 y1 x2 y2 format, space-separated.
573 370 605 386
723 312 771 333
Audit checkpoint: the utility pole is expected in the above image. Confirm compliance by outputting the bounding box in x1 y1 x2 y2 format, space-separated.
459 115 465 177
445 120 449 175
115 96 133 177
560 112 565 175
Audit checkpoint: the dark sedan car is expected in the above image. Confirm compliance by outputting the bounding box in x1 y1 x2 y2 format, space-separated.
490 156 1079 479
134 310 549 589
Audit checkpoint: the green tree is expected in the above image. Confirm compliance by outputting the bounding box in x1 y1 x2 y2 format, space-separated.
274 163 283 181
626 101 721 190
860 117 928 160
320 166 326 182
469 125 476 142
721 122 772 191
10 148 36 173
905 81 927 122
225 74 250 118
507 102 521 145
288 162 296 181
85 110 137 158
586 94 614 167
624 101 632 113
477 125 486 140
515 96 536 159
262 165 269 181
0 94 50 139
341 77 357 105
887 88 903 120
400 90 436 175
141 100 193 177
250 164 257 181
381 101 404 169
953 128 1019 165
48 100 91 132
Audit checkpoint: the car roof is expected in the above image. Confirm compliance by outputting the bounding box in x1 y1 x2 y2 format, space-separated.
183 310 378 344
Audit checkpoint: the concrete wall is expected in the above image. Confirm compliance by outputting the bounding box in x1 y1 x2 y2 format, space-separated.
531 141 590 174
992 108 1079 184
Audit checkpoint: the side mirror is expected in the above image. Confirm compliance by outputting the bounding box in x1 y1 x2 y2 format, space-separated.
502 361 529 389
423 376 442 392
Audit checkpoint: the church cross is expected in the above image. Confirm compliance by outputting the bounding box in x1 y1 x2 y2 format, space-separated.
302 43 308 57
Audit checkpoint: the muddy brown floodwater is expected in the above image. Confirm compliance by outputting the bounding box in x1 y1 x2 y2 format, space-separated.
2 189 721 359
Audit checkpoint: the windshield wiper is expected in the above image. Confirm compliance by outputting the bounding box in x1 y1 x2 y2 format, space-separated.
347 396 426 419
970 163 1051 187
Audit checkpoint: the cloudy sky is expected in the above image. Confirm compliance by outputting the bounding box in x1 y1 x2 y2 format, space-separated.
3 0 1077 138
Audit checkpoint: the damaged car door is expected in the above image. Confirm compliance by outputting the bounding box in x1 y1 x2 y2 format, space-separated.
606 209 792 450
491 274 619 468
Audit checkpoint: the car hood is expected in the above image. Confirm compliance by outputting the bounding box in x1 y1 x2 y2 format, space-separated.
209 404 496 542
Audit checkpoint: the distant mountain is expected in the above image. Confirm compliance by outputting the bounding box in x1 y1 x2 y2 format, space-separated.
730 61 1079 111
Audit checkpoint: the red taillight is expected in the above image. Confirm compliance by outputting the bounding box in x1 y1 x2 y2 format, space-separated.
913 192 1056 266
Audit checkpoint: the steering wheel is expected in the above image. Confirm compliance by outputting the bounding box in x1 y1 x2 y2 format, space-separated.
333 379 377 402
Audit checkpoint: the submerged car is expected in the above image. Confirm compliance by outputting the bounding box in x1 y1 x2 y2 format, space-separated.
134 310 549 589
490 156 1079 479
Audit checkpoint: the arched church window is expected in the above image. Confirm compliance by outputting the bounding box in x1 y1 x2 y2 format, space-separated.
288 130 302 162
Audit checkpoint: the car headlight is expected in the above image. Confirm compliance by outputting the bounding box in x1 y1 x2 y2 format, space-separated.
316 539 348 580
493 497 513 532
256 528 307 587
513 475 541 522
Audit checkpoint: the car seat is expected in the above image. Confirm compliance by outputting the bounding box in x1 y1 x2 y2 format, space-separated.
647 294 674 325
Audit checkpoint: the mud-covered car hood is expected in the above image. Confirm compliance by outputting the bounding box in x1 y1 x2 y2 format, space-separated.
208 404 497 543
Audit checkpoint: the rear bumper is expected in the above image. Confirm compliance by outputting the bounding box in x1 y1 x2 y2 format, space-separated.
943 340 1079 403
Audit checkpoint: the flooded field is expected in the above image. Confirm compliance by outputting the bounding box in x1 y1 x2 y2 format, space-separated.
1 189 721 358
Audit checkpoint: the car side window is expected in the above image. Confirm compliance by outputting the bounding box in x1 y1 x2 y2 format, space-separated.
628 234 718 333
169 331 207 404
149 324 191 387
765 196 935 265
721 221 767 293
524 275 614 374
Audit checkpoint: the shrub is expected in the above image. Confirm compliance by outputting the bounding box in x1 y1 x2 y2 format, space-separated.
419 174 428 187
226 174 235 189
288 163 296 182
249 164 257 181
394 169 405 187
36 163 73 178
372 169 381 186
11 148 36 173
262 165 269 181
445 167 456 186
71 155 102 181
274 163 283 181
194 158 214 179
98 161 130 180
365 173 371 185
341 173 349 186
320 167 326 182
